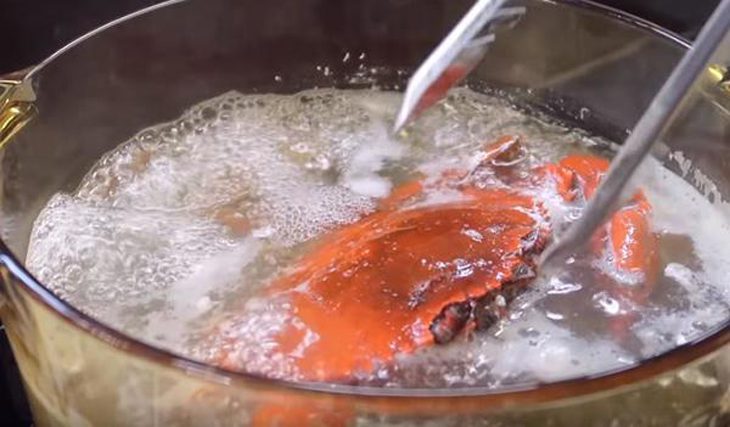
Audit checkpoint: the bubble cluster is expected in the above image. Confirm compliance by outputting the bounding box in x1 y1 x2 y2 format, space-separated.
26 193 240 346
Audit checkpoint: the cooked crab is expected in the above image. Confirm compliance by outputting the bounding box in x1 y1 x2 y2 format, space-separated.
206 135 658 382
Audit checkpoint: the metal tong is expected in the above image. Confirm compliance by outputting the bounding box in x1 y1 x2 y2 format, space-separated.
395 0 730 271
541 0 730 268
393 0 524 132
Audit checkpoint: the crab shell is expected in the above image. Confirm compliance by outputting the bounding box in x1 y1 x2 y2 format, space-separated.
207 136 658 383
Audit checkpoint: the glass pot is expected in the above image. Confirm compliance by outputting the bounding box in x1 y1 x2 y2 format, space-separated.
0 0 728 425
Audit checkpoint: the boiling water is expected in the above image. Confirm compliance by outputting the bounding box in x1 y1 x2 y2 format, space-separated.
26 88 730 388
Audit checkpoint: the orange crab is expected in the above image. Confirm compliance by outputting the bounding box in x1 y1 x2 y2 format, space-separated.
206 135 658 383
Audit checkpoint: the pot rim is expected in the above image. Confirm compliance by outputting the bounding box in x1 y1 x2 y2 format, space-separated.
2 0 728 402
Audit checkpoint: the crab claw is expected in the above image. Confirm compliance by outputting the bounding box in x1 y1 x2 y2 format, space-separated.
603 193 659 340
544 155 659 339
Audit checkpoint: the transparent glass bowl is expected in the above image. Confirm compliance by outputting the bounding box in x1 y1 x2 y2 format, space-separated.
0 0 728 425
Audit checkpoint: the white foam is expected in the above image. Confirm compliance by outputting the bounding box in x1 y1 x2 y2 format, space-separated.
26 193 240 350
386 307 635 387
633 158 730 356
142 238 262 348
340 118 403 198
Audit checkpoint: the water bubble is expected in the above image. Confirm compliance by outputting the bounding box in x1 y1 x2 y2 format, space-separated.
592 291 621 316
547 277 582 295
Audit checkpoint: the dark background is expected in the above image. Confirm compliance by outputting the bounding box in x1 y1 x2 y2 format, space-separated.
0 0 721 74
0 0 722 426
